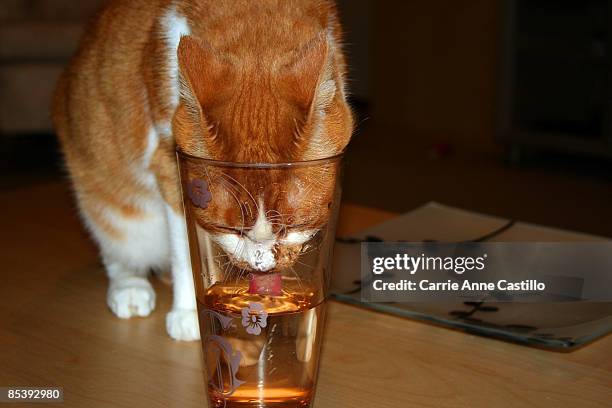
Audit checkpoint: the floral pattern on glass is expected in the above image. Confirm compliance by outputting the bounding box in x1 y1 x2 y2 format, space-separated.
241 302 268 335
187 178 212 209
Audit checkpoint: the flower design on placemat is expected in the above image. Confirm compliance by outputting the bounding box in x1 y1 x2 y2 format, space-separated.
241 302 268 335
187 178 212 208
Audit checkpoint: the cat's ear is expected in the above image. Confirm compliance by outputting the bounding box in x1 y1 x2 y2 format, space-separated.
177 35 233 111
280 32 352 159
175 36 233 157
280 32 336 119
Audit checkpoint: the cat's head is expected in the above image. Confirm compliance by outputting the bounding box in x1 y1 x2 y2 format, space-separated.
174 33 352 272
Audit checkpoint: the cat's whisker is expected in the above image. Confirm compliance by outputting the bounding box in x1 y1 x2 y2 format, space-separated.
289 265 305 294
215 176 247 231
294 258 317 271
232 242 249 284
212 255 231 263
236 267 250 285
222 239 244 284
298 239 323 255
265 209 284 222
218 172 259 214
266 216 285 223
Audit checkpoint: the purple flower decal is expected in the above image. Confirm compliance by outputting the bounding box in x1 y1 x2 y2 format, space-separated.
241 302 268 335
187 178 212 208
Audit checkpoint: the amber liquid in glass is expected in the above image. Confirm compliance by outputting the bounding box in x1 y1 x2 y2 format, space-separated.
198 283 325 408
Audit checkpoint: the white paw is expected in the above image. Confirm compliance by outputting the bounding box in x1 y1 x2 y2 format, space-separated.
166 309 200 341
107 277 156 319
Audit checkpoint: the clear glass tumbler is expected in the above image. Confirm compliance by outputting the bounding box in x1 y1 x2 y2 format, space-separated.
177 150 343 408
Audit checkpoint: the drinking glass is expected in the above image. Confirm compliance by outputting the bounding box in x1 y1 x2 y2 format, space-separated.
177 150 343 408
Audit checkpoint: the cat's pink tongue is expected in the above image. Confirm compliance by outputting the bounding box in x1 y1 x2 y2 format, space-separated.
248 272 282 296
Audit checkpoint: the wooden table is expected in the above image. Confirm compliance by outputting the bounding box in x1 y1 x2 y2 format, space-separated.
1 183 610 407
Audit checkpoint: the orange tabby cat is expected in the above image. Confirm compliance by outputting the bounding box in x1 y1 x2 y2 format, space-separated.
53 0 353 341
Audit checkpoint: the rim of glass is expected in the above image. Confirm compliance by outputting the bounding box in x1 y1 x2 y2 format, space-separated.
176 148 344 168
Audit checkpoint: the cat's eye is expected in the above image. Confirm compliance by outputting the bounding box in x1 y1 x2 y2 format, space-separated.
281 229 317 245
213 224 250 234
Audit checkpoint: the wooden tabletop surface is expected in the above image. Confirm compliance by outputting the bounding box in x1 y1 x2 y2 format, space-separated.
0 182 610 407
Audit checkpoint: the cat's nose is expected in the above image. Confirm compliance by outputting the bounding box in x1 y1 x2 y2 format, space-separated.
252 248 275 272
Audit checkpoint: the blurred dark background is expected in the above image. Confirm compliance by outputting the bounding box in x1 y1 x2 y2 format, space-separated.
1 0 611 236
